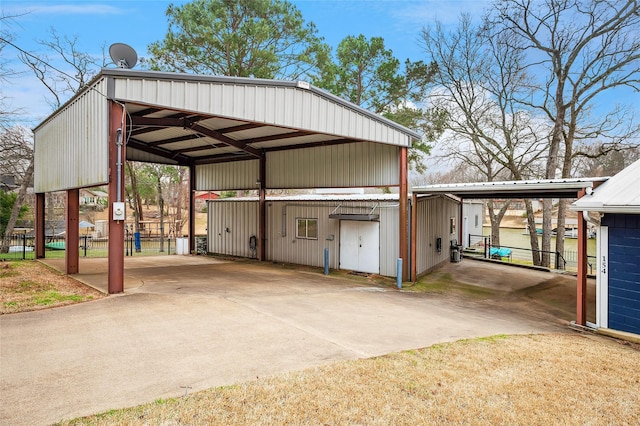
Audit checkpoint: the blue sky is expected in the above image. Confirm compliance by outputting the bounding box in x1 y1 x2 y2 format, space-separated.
1 0 491 126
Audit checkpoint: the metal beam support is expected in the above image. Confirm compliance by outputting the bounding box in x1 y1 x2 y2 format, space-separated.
127 139 191 165
108 101 125 294
65 188 79 274
189 162 197 254
35 193 45 258
258 154 267 261
411 193 417 282
399 147 409 281
576 189 588 326
189 123 261 158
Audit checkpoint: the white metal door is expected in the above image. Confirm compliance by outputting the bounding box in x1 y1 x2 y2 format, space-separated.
340 221 379 274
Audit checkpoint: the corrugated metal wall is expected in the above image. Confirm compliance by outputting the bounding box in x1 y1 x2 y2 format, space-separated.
34 78 109 192
207 200 259 257
267 143 399 189
415 196 460 276
195 143 399 190
127 147 179 165
197 160 259 191
206 198 399 276
113 76 411 147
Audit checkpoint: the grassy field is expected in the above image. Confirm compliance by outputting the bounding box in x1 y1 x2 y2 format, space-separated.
59 333 639 425
0 260 104 313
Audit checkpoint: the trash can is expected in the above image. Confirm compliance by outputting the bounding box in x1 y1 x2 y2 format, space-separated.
450 241 462 263
175 237 188 255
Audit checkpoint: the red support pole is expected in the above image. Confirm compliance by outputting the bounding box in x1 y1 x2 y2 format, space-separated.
258 154 266 261
66 189 79 274
576 189 588 325
35 193 45 259
399 147 409 281
189 162 196 254
107 101 125 294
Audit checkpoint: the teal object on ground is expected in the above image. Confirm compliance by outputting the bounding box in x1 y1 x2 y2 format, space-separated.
45 241 66 250
489 247 511 258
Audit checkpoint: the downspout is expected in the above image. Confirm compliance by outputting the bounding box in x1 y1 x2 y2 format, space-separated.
116 128 123 202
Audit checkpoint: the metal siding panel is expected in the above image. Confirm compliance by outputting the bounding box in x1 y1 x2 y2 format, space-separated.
264 200 397 274
416 196 459 275
110 75 413 146
34 78 109 192
126 147 179 165
196 160 259 191
253 86 264 122
266 143 398 189
379 206 400 276
264 86 275 123
207 200 258 257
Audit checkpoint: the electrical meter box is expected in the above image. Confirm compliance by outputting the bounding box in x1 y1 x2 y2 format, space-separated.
112 202 126 221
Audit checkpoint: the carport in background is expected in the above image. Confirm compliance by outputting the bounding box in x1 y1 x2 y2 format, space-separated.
412 178 608 326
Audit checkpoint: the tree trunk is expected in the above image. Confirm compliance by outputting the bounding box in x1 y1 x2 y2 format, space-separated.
175 168 185 236
524 199 541 266
487 201 500 248
555 123 576 270
126 161 143 232
487 200 510 249
541 200 552 267
158 183 165 253
554 198 568 269
0 159 34 253
542 69 566 268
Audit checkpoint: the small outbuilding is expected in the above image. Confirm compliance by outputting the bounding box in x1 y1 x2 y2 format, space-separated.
207 193 460 277
571 159 640 336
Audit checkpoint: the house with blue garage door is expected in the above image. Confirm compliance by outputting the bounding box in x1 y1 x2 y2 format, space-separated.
571 159 640 336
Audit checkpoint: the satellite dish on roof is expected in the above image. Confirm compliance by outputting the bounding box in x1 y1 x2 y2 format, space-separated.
109 43 138 69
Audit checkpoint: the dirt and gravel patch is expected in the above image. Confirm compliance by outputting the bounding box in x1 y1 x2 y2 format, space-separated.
60 333 639 425
0 260 104 314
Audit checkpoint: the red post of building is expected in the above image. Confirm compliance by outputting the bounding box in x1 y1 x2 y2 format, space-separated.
399 147 409 281
576 189 588 326
35 193 45 259
107 101 125 294
189 162 196 254
258 154 266 261
66 188 79 274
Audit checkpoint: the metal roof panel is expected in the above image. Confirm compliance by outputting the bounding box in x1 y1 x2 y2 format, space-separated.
571 159 640 213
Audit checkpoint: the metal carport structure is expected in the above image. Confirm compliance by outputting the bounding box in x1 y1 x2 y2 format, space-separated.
33 68 420 294
411 177 608 326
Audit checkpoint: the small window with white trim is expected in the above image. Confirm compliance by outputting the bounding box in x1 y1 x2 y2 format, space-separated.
296 218 318 240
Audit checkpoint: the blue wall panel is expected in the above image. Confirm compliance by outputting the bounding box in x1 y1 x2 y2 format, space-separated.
605 214 640 335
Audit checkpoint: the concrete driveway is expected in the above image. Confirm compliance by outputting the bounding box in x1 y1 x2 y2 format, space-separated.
1 256 561 425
